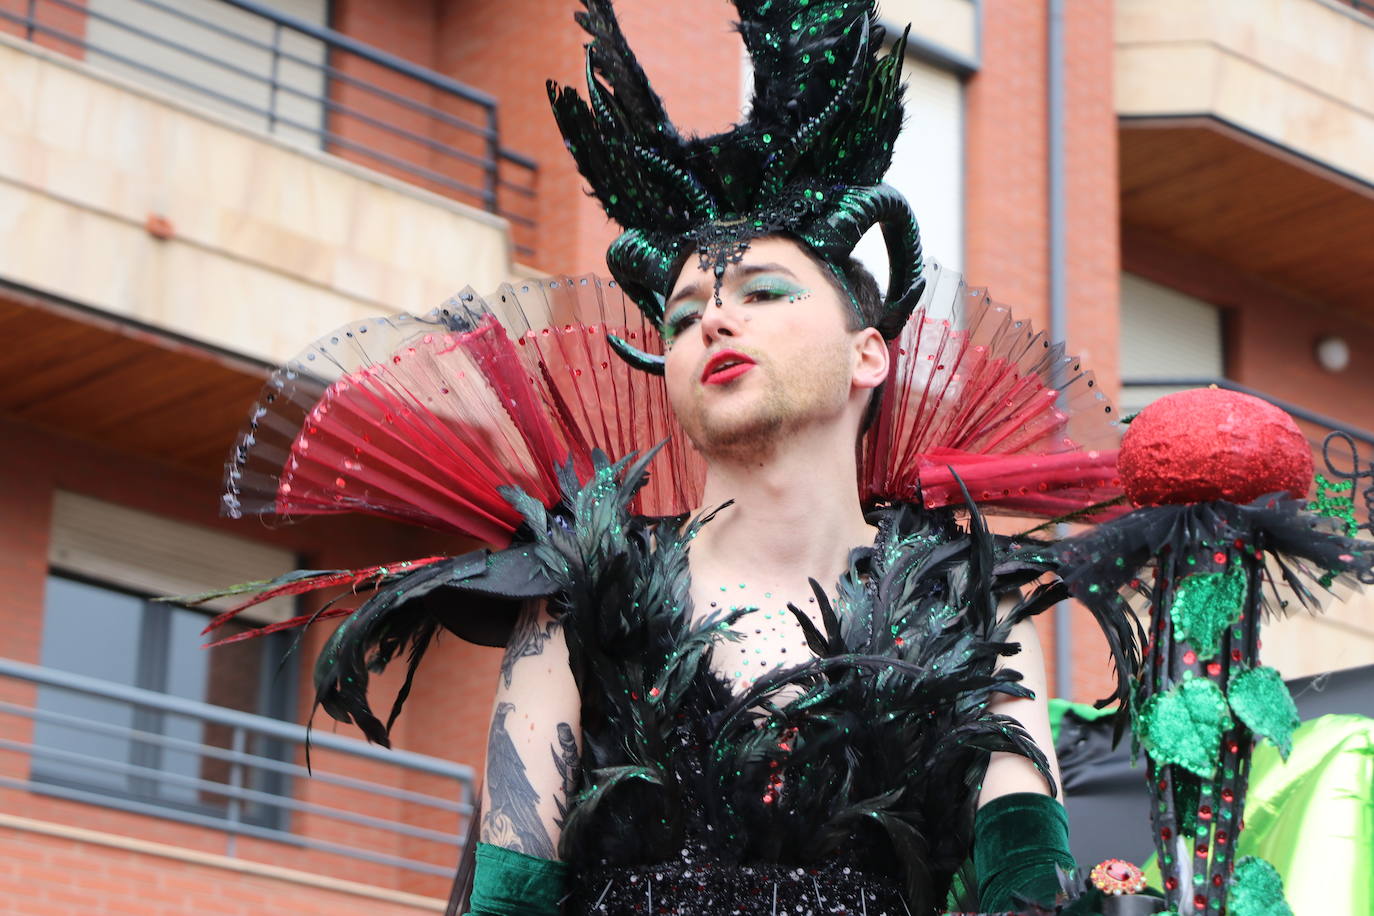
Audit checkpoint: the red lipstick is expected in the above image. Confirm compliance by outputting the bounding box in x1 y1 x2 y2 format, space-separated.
701 349 756 385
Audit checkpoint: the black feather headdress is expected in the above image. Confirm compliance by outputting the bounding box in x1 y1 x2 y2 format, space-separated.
548 0 924 372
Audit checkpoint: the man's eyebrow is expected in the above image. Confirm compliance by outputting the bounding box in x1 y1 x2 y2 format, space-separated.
734 262 797 279
665 282 707 310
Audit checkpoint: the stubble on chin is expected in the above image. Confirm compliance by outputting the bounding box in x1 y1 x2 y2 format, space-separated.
678 341 852 462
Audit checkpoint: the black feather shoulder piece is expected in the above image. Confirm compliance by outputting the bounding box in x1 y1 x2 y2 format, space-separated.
548 0 926 354
499 451 1083 914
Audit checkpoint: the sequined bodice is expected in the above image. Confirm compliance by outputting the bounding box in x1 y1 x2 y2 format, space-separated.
541 499 1047 916
565 696 911 915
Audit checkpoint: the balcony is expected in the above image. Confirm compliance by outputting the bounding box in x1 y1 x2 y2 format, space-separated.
0 657 473 908
2 0 536 254
0 0 533 370
1114 0 1374 321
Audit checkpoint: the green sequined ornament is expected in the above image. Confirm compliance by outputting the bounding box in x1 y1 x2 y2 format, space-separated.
1228 666 1299 759
1170 565 1247 661
1136 679 1234 778
1227 857 1293 916
1311 474 1358 538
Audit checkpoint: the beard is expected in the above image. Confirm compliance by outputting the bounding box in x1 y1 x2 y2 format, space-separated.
674 338 854 461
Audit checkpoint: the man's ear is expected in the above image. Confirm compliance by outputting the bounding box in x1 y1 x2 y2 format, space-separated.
852 327 890 392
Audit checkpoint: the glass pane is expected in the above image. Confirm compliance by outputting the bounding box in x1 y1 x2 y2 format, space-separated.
33 574 293 824
33 576 142 793
157 608 213 805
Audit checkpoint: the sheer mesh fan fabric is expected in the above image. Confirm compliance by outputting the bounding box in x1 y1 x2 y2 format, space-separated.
221 263 1123 544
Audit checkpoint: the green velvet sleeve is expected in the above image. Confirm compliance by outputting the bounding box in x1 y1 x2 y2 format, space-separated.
973 792 1076 911
467 842 569 916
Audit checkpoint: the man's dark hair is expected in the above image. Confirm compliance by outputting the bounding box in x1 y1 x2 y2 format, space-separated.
797 245 887 435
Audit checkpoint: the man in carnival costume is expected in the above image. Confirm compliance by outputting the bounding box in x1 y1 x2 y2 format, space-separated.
216 1 1144 913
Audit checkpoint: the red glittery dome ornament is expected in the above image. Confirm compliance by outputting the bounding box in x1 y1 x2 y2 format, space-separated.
1119 388 1312 507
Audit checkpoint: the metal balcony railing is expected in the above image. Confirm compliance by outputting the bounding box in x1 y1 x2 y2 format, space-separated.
0 656 476 879
2 0 538 259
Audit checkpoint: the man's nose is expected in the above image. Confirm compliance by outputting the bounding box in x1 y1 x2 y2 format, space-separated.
698 298 742 341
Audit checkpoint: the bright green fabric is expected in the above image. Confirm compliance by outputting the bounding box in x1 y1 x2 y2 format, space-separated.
973 792 1075 911
467 842 568 916
1047 696 1119 743
1141 714 1373 915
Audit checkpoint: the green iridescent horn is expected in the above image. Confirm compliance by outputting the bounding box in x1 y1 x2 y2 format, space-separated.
605 229 680 326
797 184 926 339
607 333 665 375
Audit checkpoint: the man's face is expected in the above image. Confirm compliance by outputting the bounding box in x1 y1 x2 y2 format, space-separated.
661 237 871 458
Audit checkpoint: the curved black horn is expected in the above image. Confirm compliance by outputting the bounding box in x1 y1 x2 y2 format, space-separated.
797 184 925 339
607 334 665 375
606 229 682 326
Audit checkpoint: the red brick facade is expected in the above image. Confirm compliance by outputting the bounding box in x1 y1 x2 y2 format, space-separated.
14 0 1363 910
965 1 1121 703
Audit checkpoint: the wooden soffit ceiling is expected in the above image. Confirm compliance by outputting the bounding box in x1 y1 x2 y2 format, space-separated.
0 286 268 481
1119 118 1374 319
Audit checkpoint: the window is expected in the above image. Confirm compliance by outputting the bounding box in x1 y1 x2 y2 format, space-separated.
852 54 965 279
33 492 298 825
741 42 966 319
1119 273 1225 413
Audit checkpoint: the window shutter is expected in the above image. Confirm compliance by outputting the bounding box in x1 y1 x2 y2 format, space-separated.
48 491 296 625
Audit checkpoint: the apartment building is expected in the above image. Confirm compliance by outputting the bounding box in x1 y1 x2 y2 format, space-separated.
0 0 1369 912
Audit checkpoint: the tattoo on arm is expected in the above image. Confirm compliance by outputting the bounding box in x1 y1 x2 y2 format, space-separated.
500 609 558 688
551 721 579 826
481 701 555 858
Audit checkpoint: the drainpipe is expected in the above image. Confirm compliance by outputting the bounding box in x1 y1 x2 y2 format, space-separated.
1048 0 1073 701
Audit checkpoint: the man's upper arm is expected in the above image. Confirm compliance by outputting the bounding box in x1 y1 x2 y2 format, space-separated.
480 600 581 859
980 612 1063 805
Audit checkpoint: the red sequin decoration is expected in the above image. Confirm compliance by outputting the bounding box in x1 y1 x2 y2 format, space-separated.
1118 389 1312 507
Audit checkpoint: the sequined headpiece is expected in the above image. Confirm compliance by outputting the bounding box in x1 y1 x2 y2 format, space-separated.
548 0 925 373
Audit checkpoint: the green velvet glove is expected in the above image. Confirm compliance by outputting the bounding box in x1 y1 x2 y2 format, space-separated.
467 842 568 916
973 792 1076 911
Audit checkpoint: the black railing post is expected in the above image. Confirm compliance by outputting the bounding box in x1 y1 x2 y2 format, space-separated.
485 106 501 213
25 0 37 41
267 21 282 134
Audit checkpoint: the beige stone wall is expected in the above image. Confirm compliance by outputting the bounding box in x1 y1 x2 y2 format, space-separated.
1116 0 1374 186
0 34 512 365
879 0 978 63
1260 583 1374 681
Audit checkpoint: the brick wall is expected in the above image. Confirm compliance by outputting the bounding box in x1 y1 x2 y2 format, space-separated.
332 0 745 275
0 824 440 916
966 1 1123 703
